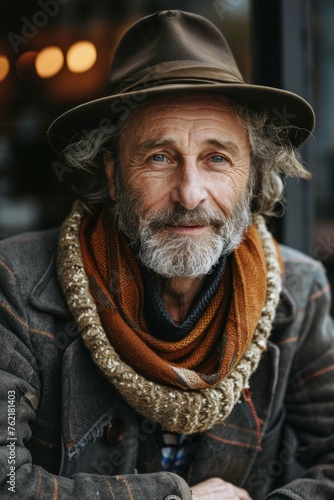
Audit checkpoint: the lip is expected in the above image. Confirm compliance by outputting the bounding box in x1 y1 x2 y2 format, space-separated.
166 224 207 234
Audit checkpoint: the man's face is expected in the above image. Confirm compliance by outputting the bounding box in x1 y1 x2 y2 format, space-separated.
105 94 252 278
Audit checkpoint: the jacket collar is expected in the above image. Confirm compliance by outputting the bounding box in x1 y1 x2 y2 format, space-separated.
29 235 71 320
273 281 298 326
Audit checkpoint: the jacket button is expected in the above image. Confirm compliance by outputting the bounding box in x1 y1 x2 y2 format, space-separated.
164 496 181 500
104 418 126 446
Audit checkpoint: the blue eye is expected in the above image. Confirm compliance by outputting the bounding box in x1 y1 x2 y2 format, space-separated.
152 154 167 162
210 155 226 163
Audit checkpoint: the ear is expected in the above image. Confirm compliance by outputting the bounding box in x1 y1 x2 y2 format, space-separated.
103 151 118 201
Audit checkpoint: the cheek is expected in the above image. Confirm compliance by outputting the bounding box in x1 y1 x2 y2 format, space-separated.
125 176 171 216
211 169 250 209
228 161 251 190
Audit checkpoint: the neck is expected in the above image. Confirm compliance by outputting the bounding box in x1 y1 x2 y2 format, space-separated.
157 276 205 324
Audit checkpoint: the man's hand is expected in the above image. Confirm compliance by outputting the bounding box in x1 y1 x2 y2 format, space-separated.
191 477 253 499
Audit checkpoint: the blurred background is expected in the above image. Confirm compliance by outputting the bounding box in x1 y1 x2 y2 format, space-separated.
0 0 333 311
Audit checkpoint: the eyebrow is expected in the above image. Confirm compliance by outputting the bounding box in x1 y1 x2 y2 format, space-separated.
205 139 241 156
134 138 241 156
134 139 175 156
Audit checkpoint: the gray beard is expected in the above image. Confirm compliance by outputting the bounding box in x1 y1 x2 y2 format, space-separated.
112 189 252 278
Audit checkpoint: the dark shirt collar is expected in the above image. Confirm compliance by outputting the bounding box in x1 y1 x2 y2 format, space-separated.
140 255 227 342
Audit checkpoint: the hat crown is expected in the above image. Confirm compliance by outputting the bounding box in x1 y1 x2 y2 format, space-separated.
47 10 315 152
109 10 244 94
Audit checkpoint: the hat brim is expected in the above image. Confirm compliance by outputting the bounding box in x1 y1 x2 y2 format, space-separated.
47 82 315 153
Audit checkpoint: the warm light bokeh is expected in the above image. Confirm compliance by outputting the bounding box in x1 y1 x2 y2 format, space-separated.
67 41 97 73
35 47 64 78
0 56 10 82
16 52 38 81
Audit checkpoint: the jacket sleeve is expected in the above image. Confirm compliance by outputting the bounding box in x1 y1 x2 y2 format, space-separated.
0 251 192 500
266 261 334 499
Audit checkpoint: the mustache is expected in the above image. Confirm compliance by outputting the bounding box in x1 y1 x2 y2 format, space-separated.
143 206 226 231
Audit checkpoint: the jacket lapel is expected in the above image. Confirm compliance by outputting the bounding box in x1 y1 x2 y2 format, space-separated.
29 241 71 319
60 338 139 476
188 341 280 487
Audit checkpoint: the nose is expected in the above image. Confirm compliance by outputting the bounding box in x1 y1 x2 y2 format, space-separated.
170 157 207 210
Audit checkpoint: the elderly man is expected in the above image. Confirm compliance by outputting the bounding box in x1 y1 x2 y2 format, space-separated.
0 9 333 500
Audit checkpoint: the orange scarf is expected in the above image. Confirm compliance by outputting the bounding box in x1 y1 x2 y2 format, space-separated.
79 206 267 390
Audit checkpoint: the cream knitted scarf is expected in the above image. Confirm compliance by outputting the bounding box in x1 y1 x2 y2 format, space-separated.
57 202 282 433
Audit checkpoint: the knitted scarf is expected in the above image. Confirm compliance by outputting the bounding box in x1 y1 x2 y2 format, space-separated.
79 204 266 390
57 202 282 433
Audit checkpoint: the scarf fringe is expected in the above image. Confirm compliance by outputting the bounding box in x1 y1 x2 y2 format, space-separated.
57 202 282 434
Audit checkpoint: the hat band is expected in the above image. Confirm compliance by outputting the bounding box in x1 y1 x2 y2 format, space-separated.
110 61 244 94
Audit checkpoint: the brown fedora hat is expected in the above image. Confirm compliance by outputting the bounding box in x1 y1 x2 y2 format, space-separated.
47 9 315 153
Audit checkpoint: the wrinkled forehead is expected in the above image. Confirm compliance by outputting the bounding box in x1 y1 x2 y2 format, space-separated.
117 93 249 155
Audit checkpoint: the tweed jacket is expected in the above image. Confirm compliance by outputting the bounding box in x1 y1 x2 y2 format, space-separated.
0 228 333 500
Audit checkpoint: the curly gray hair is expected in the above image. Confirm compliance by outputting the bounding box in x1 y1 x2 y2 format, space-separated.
62 100 311 216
